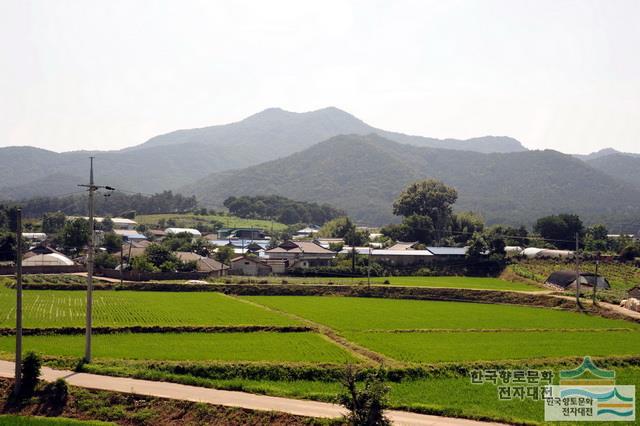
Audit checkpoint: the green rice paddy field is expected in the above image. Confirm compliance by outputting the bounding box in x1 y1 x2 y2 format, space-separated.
0 286 298 328
1 284 639 424
0 332 355 363
216 275 544 291
0 416 112 426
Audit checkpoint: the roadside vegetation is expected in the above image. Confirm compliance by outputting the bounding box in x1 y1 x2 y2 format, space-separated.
0 377 329 426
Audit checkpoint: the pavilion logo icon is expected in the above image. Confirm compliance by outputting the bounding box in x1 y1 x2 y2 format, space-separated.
545 356 635 421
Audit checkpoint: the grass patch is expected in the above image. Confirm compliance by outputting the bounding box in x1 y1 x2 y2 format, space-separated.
0 332 357 363
0 288 297 328
244 296 639 332
345 330 640 363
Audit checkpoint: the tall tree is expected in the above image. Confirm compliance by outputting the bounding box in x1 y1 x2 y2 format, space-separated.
387 179 460 244
59 218 90 254
534 214 584 250
42 211 66 234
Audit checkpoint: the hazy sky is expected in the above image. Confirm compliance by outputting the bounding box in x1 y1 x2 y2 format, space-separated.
1 0 639 154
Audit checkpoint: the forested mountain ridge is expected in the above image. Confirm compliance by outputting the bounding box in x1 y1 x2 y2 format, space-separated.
586 153 640 189
0 107 527 198
185 134 640 231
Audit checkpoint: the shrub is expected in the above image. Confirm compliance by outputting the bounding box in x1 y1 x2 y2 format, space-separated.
20 351 42 398
339 365 391 426
42 378 69 406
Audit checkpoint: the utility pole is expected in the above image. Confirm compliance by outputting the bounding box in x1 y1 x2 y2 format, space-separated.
575 232 584 311
593 251 600 306
367 246 371 288
78 157 114 363
13 208 23 395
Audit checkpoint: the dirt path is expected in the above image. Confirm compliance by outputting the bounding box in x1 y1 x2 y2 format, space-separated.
551 295 640 321
0 360 501 425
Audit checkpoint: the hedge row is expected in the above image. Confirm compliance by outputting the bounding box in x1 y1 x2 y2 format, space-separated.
0 325 313 336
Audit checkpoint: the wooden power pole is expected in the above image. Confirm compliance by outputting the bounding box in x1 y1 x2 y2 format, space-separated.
78 157 114 363
14 208 23 394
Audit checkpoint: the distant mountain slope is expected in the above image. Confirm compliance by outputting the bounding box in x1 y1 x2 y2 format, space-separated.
129 107 527 154
0 172 83 200
185 134 640 230
575 148 640 161
586 153 640 188
0 107 526 198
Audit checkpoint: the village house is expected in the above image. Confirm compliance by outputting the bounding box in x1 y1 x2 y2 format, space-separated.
217 228 266 240
230 255 273 276
175 252 228 277
114 229 147 242
265 241 336 268
294 225 320 239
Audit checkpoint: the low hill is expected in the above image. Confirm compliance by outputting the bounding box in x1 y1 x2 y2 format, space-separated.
185 134 640 230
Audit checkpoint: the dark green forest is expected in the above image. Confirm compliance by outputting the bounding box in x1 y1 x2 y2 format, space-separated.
223 195 343 225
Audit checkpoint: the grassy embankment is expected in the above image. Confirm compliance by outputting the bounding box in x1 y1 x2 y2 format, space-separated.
0 378 328 426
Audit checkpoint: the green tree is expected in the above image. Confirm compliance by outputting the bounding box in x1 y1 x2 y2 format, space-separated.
144 243 176 267
534 214 584 250
339 365 391 426
102 232 123 253
619 243 640 261
320 216 368 246
59 218 90 254
42 211 66 234
131 254 159 272
393 179 458 244
585 224 608 252
94 251 118 269
0 232 19 262
100 216 114 232
162 232 194 251
215 245 236 264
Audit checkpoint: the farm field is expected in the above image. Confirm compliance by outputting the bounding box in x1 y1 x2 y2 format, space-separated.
509 259 640 302
0 332 356 363
345 330 640 363
0 287 298 328
2 286 640 424
243 296 639 332
134 213 288 232
213 275 544 291
0 416 113 426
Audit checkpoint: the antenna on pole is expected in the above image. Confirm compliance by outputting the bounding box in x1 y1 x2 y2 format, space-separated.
78 157 114 363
